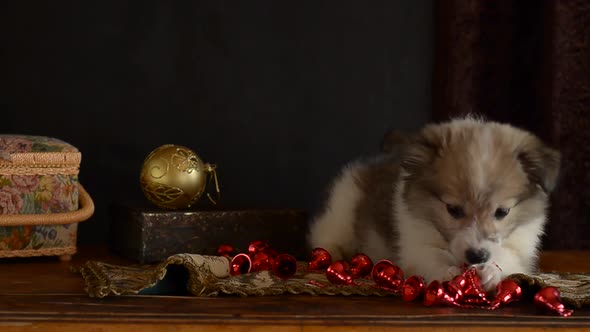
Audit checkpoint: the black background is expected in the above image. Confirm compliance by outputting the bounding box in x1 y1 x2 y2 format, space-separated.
2 1 434 243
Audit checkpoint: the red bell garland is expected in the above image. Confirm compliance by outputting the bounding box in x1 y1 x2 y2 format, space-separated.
219 242 574 317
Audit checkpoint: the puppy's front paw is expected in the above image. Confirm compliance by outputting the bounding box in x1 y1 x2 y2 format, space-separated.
475 263 503 292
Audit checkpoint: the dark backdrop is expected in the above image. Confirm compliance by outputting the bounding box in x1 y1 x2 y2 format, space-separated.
1 1 433 243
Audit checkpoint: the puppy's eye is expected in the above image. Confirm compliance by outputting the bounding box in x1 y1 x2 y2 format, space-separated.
494 208 510 220
446 204 465 219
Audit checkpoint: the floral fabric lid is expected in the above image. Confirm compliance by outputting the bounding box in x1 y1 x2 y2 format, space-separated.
0 135 81 167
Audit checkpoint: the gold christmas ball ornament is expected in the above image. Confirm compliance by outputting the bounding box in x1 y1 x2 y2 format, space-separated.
139 144 220 209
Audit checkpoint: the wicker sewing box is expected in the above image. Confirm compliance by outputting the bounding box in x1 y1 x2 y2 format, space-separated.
0 135 94 261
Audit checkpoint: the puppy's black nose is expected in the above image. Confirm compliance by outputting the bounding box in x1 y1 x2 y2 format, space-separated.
465 248 490 264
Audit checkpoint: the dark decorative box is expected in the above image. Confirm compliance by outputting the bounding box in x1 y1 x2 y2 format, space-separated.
109 203 309 263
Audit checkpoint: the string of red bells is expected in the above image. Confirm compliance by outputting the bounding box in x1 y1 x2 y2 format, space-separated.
217 241 573 317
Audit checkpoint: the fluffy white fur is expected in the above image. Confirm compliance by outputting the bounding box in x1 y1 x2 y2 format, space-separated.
307 162 392 263
308 118 558 291
307 164 362 259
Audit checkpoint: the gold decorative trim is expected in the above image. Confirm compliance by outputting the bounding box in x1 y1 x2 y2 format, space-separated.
0 166 79 175
0 151 81 166
0 246 76 258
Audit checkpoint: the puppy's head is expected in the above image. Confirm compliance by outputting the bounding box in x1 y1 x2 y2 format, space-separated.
400 117 560 267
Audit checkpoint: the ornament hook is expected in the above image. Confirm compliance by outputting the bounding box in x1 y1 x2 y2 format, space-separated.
204 163 221 205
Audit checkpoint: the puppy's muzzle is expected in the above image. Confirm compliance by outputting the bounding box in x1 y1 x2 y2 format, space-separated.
465 248 490 264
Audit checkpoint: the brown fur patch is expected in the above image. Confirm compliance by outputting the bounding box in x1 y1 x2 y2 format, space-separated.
352 155 401 258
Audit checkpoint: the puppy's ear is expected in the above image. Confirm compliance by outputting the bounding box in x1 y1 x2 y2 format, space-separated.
517 138 561 193
400 129 442 177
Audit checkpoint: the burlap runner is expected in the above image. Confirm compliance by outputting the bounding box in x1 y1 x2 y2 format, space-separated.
76 253 590 308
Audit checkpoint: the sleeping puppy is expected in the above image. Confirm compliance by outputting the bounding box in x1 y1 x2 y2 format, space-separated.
307 117 560 291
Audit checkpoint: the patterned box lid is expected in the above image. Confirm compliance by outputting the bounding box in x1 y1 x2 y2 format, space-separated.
0 135 81 167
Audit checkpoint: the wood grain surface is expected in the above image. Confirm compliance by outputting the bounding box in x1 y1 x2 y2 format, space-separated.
0 247 588 331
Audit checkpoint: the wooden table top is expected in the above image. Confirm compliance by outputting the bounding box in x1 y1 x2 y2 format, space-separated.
0 246 589 332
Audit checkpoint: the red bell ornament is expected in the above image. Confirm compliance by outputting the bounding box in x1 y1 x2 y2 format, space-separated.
461 268 490 305
251 251 274 272
490 279 522 308
217 244 235 257
248 240 270 257
442 281 462 305
273 253 298 279
371 260 404 291
442 274 468 304
402 275 426 302
449 274 467 291
534 286 574 317
423 280 445 306
308 248 332 271
326 260 354 285
229 253 252 276
349 253 374 278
